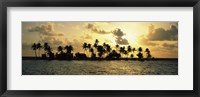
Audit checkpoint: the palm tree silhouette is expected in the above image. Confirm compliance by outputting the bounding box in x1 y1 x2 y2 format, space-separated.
87 43 91 51
95 39 99 45
115 44 119 49
68 45 73 54
105 44 111 55
132 48 136 52
30 39 153 61
57 46 63 54
138 47 143 53
115 44 119 53
82 42 87 53
130 54 134 58
43 42 54 58
43 42 49 54
137 47 143 60
124 50 128 58
64 45 73 54
97 45 105 58
145 48 152 59
127 45 132 58
93 39 99 49
89 48 94 54
36 43 42 57
103 42 106 48
119 46 125 57
93 43 98 49
46 46 53 59
145 48 149 53
89 48 95 58
64 45 68 53
127 46 132 52
31 43 37 57
132 48 136 58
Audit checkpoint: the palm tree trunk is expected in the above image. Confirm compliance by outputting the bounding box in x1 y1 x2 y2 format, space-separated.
38 49 40 57
35 50 37 57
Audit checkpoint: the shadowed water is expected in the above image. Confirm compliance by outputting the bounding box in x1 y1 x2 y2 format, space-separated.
22 60 178 75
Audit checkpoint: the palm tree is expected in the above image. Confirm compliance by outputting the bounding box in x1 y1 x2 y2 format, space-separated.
82 42 88 53
42 43 53 58
116 44 119 49
115 44 119 52
119 47 123 54
93 39 99 56
119 46 125 57
138 47 143 53
46 46 53 58
47 46 52 54
124 50 128 58
132 48 136 56
93 43 98 48
31 43 37 57
127 46 132 52
103 42 106 48
64 45 69 53
132 48 136 52
43 42 49 54
127 45 132 58
89 48 95 58
57 46 63 54
145 48 149 53
87 43 91 51
106 44 111 54
93 39 99 49
97 45 105 58
95 39 99 45
64 45 73 54
89 48 94 54
69 45 73 53
137 47 143 60
36 43 42 57
130 54 134 58
145 48 152 59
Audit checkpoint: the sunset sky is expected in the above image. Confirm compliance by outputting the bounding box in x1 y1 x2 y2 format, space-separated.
22 22 178 58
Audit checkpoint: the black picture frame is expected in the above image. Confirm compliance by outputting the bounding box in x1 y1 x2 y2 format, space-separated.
0 0 199 97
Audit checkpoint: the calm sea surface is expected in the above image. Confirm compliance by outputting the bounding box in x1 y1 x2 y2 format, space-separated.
22 60 178 75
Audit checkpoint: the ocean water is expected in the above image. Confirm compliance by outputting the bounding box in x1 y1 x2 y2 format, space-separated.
22 60 178 75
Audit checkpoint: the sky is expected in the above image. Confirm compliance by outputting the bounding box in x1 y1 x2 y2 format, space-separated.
22 22 178 58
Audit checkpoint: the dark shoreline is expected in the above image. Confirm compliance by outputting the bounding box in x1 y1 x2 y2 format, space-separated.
22 57 178 61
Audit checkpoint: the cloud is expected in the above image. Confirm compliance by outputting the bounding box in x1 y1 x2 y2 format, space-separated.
58 33 64 36
28 23 64 36
115 37 129 45
113 28 125 37
139 35 158 46
40 36 64 45
27 23 65 48
86 23 111 34
104 39 112 43
22 42 32 50
87 23 94 29
53 39 63 45
162 43 178 49
56 23 65 28
112 28 129 45
86 23 129 45
85 34 93 39
147 24 178 41
80 34 93 40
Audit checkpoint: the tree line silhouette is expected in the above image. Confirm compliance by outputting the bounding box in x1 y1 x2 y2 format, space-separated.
31 39 153 61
